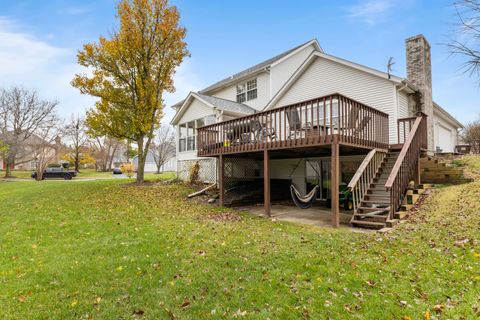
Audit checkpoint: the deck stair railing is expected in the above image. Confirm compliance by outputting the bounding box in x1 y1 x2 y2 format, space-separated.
385 113 427 219
347 149 387 215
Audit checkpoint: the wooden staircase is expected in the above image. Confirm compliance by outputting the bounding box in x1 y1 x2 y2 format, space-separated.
351 151 399 229
348 113 429 230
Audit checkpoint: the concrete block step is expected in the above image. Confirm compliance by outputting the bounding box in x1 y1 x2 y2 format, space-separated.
386 219 399 228
351 220 386 230
394 211 407 219
399 204 413 212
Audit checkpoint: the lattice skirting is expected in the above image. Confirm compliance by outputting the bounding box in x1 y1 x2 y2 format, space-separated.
177 158 217 183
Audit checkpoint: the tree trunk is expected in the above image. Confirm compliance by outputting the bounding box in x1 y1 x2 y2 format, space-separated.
136 138 145 183
74 151 80 172
5 161 11 178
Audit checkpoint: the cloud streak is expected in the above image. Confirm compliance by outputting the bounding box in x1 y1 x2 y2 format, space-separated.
346 0 397 26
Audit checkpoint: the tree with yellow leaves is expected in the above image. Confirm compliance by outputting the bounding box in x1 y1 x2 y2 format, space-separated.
72 0 188 183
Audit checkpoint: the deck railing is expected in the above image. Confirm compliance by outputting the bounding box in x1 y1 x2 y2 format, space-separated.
348 149 387 217
385 113 427 218
197 93 389 156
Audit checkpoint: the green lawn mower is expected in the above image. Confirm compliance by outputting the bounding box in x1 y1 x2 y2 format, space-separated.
326 183 354 210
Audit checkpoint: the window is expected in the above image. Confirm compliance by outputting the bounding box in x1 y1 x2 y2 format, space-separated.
246 79 257 100
178 116 216 152
236 78 257 102
236 83 246 103
179 123 187 152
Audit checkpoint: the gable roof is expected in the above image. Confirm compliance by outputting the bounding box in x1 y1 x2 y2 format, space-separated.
433 102 464 129
170 92 255 125
170 39 322 110
196 93 256 114
264 51 407 110
198 39 322 95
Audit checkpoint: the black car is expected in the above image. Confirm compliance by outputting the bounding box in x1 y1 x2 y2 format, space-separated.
31 167 77 180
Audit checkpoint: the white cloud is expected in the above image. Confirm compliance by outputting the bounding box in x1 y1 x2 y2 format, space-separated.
346 0 397 26
0 16 202 124
0 16 97 118
162 59 204 124
57 6 91 16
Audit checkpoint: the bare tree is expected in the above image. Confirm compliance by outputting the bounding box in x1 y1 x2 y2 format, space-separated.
150 126 175 174
90 136 121 172
63 115 89 172
0 87 57 177
448 0 480 79
31 116 62 181
462 118 480 153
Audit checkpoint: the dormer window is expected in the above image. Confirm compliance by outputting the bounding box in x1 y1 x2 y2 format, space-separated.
236 78 257 103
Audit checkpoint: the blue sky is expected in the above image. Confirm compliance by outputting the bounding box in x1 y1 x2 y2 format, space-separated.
0 0 478 124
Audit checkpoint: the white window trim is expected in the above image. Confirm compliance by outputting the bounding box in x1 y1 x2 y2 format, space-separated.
178 115 216 153
236 78 257 103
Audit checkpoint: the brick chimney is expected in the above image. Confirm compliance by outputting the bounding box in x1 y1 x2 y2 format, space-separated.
405 34 434 151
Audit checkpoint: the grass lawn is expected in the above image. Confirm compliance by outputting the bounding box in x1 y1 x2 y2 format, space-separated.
1 160 480 319
0 169 176 181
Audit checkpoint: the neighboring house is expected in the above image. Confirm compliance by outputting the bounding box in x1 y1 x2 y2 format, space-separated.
170 35 464 229
132 150 177 173
0 134 62 171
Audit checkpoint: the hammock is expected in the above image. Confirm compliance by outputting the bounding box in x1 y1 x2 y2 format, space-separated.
290 184 319 209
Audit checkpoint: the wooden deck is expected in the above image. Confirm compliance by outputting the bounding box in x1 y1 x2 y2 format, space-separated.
197 93 426 229
197 93 389 157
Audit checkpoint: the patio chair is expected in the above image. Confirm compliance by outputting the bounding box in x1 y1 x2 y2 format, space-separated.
286 109 312 140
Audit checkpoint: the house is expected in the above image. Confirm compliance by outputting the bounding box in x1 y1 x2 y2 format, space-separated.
170 35 463 229
132 150 177 173
0 133 63 171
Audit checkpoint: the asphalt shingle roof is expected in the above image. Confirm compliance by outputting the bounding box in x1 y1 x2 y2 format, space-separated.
199 40 315 94
171 39 317 109
196 93 256 115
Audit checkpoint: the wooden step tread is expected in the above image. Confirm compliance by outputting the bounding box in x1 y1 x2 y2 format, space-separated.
358 206 390 212
365 194 390 198
361 200 390 204
353 214 388 220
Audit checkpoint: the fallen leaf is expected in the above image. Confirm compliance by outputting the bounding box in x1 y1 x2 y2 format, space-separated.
133 309 145 317
433 304 445 313
424 310 430 320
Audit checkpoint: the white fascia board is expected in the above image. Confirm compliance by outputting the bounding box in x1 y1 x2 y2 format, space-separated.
269 39 322 68
264 51 405 111
202 69 267 95
433 103 464 129
318 52 404 83
170 92 215 125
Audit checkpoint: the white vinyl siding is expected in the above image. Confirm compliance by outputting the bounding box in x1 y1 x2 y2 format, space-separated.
176 98 216 161
273 57 398 144
433 111 458 153
270 43 316 95
211 72 270 111
397 91 410 119
177 98 213 124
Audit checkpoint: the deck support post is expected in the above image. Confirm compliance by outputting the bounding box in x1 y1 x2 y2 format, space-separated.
219 155 224 206
413 154 421 187
264 149 271 217
331 136 340 228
